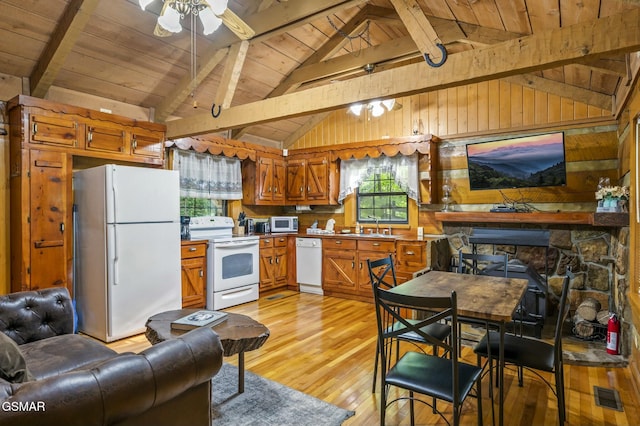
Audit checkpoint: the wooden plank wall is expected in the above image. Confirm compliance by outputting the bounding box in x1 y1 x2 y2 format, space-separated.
290 81 611 148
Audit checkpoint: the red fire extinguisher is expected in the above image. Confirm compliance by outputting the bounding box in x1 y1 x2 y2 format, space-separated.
607 313 620 355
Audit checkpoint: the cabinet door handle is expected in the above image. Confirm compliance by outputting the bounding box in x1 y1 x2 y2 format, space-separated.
278 238 285 242
360 262 363 269
87 130 93 143
307 186 311 192
132 137 137 150
406 251 415 255
32 123 38 134
268 186 272 192
274 187 278 193
351 261 355 269
60 223 65 233
275 257 279 264
299 186 304 193
189 247 197 252
199 270 203 277
373 242 380 247
335 240 342 244
269 257 273 264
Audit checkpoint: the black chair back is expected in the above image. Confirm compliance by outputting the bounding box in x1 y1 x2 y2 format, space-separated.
367 254 397 290
457 251 509 277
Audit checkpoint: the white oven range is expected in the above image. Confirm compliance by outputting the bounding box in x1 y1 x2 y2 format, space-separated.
189 216 259 310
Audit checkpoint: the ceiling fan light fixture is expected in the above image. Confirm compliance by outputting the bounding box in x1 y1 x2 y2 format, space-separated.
208 0 229 16
370 101 384 117
382 99 395 111
138 0 154 10
158 6 183 33
350 104 364 116
199 7 222 35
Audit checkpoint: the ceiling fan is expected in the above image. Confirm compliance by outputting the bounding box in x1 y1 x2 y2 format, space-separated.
139 0 255 40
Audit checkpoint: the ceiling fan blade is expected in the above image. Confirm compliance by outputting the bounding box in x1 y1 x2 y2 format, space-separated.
217 8 255 40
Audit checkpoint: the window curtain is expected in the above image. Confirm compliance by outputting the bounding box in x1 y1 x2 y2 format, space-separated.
172 149 242 200
338 154 419 203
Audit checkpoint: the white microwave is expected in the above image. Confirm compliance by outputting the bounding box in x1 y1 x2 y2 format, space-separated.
270 216 298 233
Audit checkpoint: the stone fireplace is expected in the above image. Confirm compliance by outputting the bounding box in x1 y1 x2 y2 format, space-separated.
439 223 630 357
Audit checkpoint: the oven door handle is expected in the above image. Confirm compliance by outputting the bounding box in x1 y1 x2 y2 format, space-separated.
215 241 259 249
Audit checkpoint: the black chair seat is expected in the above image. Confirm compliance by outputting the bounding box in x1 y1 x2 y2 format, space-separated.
386 351 482 404
474 331 555 372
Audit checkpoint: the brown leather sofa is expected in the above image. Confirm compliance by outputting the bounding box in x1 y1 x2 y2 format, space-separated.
0 287 223 426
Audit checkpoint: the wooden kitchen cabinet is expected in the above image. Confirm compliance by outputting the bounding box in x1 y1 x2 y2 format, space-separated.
395 241 428 283
8 95 166 294
322 238 358 296
285 153 336 205
259 236 288 292
242 155 286 205
180 241 208 308
357 240 396 298
10 149 72 293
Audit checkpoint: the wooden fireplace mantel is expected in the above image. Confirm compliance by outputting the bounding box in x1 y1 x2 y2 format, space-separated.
434 211 629 227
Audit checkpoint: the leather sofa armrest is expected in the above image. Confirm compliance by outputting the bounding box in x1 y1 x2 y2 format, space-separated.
0 327 223 426
0 288 74 344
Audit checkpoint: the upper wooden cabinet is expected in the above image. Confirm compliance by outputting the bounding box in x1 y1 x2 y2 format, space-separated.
285 153 337 205
11 95 165 166
242 155 286 205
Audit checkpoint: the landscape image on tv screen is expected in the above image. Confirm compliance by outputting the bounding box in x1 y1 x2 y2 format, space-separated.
466 132 567 191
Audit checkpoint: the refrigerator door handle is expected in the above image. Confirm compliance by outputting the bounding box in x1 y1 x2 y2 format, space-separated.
113 224 119 286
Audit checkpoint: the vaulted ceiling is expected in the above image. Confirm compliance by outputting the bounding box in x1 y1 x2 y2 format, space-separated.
2 0 640 146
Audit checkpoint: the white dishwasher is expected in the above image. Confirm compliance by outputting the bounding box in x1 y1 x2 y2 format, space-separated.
296 238 323 295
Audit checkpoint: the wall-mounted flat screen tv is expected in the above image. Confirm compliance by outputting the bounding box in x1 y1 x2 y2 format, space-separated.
466 132 567 191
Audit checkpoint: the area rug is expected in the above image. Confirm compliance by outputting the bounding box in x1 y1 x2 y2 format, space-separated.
211 363 355 425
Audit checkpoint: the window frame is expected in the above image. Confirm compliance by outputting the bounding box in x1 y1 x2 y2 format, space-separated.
356 172 409 224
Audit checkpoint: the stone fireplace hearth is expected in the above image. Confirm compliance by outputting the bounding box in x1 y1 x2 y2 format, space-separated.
440 223 630 360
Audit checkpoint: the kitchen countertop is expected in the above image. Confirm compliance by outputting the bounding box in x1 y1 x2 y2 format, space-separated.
252 232 444 243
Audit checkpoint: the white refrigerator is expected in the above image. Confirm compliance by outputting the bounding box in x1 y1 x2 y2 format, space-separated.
74 165 182 342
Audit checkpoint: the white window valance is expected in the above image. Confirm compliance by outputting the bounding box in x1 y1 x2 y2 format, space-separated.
172 149 242 200
338 154 419 203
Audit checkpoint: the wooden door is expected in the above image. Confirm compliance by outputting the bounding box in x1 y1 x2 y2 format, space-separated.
30 114 78 147
286 158 306 202
259 248 275 290
181 256 206 308
29 150 70 291
272 158 286 202
322 249 357 294
86 124 126 153
274 246 288 286
306 156 328 201
258 157 274 201
131 128 164 159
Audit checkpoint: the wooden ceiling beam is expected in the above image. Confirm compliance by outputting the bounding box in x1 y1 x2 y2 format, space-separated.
503 74 612 111
388 0 444 64
232 3 372 138
30 0 100 98
214 41 250 109
166 8 640 138
156 0 363 122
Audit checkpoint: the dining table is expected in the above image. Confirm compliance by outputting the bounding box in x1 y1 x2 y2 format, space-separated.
388 270 529 426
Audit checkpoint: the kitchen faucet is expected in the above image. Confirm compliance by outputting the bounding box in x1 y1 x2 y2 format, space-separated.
368 215 380 234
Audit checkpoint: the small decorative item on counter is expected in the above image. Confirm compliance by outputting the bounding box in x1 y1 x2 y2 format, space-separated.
355 222 360 234
595 185 629 213
325 219 335 232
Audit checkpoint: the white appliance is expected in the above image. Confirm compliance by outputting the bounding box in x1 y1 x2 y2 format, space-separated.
296 237 323 295
270 216 298 233
73 165 181 342
189 216 260 310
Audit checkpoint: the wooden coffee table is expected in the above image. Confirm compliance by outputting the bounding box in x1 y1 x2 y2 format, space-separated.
145 309 270 393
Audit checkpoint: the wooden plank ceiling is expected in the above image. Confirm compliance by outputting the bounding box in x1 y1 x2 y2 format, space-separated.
1 0 638 145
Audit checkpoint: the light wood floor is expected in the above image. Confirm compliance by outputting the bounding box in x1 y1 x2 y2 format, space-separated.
108 291 640 425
